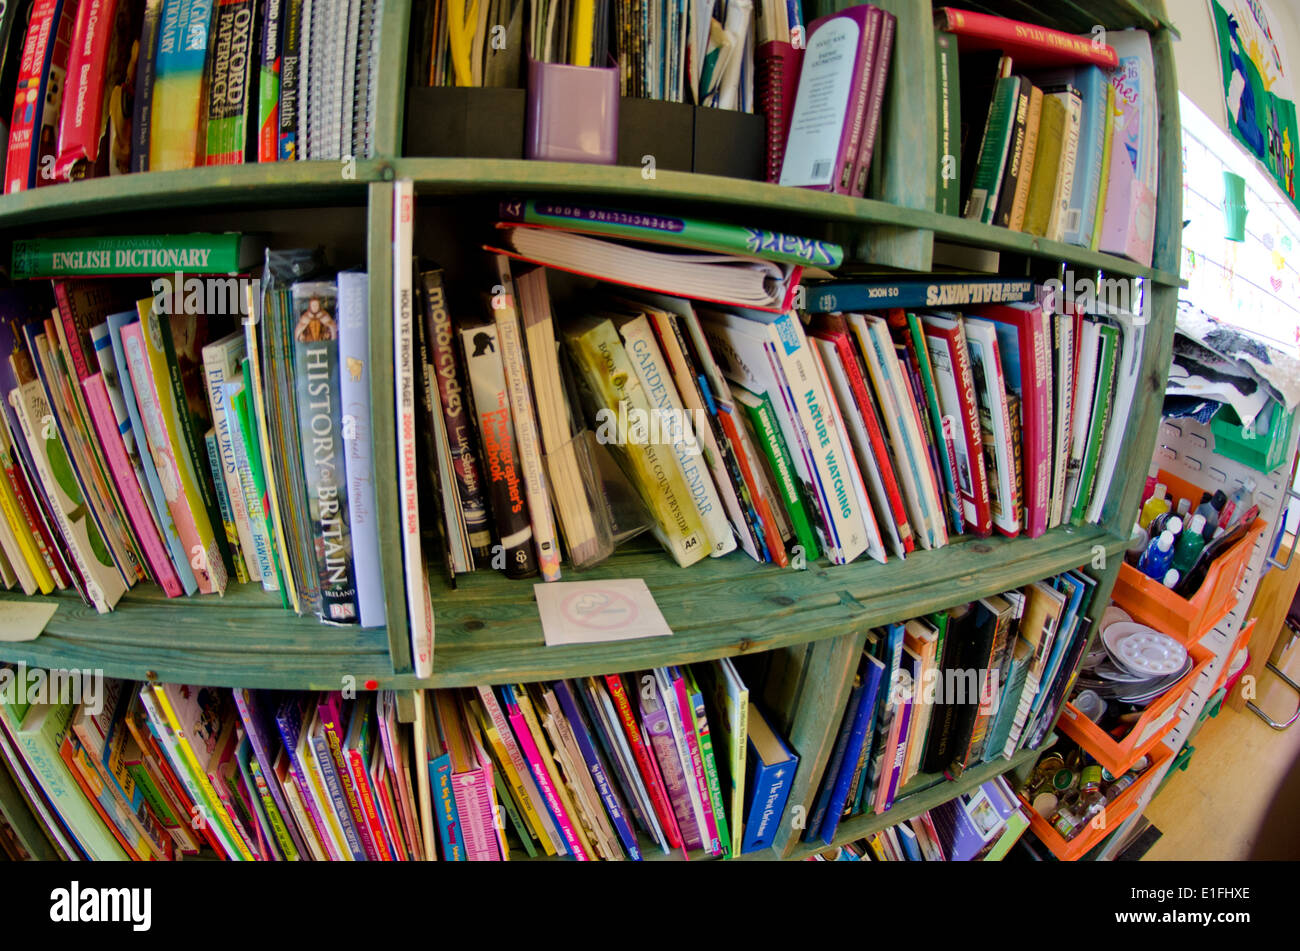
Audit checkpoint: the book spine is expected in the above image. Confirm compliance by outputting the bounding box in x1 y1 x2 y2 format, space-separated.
246 753 298 859
203 0 255 165
1008 88 1042 232
334 271 385 626
833 7 879 195
936 7 1118 67
276 0 300 158
421 270 490 559
203 345 261 584
744 759 794 852
231 690 307 857
83 374 182 596
257 0 282 161
274 705 342 860
604 674 682 849
121 319 226 594
5 0 59 193
963 76 1018 224
53 0 117 181
934 30 960 214
491 263 562 579
225 381 279 591
0 433 56 592
131 0 164 172
308 728 365 859
670 672 720 855
852 8 894 197
293 283 359 622
344 746 392 861
1047 91 1083 243
1072 327 1117 523
619 315 734 558
993 80 1030 228
639 682 701 850
204 430 249 584
150 0 213 171
506 707 587 860
740 389 818 557
475 685 562 853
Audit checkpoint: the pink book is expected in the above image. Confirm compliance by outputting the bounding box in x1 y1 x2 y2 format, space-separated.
639 676 702 850
369 751 408 861
118 320 220 594
670 669 721 856
850 8 895 196
872 688 908 815
504 696 589 861
476 684 565 855
345 745 393 861
81 372 183 596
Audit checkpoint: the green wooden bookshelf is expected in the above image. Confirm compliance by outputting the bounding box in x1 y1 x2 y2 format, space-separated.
0 0 1184 861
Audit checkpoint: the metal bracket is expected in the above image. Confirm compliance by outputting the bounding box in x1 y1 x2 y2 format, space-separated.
1246 661 1300 730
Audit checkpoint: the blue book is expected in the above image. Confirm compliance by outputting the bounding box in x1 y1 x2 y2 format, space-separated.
804 681 861 843
106 310 198 593
741 707 798 854
896 821 924 861
860 622 906 813
821 653 885 844
807 278 1035 315
337 271 385 627
573 678 656 843
428 698 466 861
552 680 642 861
1030 65 1109 247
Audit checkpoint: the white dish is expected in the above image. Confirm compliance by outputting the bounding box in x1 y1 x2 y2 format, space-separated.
1114 631 1187 677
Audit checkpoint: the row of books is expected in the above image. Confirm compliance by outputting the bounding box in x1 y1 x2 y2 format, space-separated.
413 0 763 111
806 775 1029 861
2 0 385 193
936 7 1159 266
0 249 385 627
803 568 1098 847
0 658 805 860
404 198 1136 598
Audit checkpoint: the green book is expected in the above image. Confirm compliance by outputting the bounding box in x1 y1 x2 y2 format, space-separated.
963 76 1021 224
935 31 962 216
497 198 844 269
205 428 248 584
905 313 964 535
10 234 259 279
232 364 290 608
731 384 820 559
1089 83 1117 253
685 669 731 859
1023 93 1066 237
492 764 538 858
1071 324 1119 524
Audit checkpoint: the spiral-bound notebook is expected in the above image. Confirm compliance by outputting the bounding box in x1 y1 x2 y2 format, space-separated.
757 41 803 184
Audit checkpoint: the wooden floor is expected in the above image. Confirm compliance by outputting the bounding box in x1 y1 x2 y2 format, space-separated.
1143 636 1300 860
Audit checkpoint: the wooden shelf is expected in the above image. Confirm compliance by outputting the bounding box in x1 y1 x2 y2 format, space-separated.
424 526 1126 688
0 584 395 691
0 527 1124 690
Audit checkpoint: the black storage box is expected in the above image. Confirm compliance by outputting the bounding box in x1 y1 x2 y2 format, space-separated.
404 86 527 159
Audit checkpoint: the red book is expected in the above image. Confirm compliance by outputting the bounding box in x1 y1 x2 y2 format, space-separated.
935 7 1119 68
59 732 142 860
851 8 895 197
604 673 684 850
54 0 138 182
978 303 1053 538
756 41 804 184
920 314 993 536
5 0 76 193
808 315 914 554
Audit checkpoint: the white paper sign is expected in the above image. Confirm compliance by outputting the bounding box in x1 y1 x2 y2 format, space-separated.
535 580 673 647
0 600 58 642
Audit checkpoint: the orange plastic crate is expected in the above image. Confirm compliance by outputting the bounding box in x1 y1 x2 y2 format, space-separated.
1056 639 1211 777
1211 618 1257 696
1114 469 1265 641
1022 742 1171 861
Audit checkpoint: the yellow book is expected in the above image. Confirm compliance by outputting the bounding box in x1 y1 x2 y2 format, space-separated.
468 697 557 855
150 684 253 861
1023 94 1066 238
571 0 595 66
1008 85 1043 232
1090 84 1117 253
414 692 438 860
513 684 596 861
134 297 228 593
564 317 709 567
0 425 52 591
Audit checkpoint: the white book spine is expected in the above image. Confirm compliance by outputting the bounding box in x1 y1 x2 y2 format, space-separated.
202 344 262 585
223 379 279 593
393 181 433 677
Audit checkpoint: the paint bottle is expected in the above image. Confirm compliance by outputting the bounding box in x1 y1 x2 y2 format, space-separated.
1138 530 1176 580
1138 484 1171 530
1196 490 1227 539
1172 514 1208 574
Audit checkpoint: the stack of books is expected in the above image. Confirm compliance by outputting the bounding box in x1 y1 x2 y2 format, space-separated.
0 235 386 628
802 568 1098 846
0 658 806 860
2 0 386 191
936 7 1159 265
